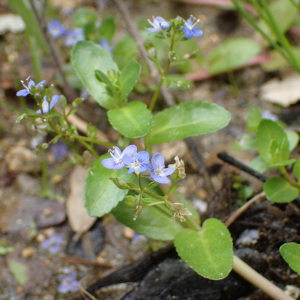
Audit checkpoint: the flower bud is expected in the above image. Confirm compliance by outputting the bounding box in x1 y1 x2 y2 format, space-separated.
161 21 170 31
109 177 128 190
133 205 143 221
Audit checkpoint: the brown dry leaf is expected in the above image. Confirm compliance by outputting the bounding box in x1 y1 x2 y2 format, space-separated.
66 165 96 236
260 73 300 107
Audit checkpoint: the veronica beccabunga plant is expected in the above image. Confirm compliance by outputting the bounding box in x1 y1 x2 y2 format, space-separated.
15 11 293 300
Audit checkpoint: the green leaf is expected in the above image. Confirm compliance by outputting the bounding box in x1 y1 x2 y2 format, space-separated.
280 243 300 275
8 260 28 285
174 192 200 224
99 17 116 42
107 101 153 138
113 36 138 69
246 106 262 133
249 156 269 174
174 218 233 280
112 200 184 241
7 0 48 54
72 41 119 110
286 131 300 152
232 133 256 151
257 119 289 165
84 154 134 217
268 159 297 168
293 158 300 184
207 38 261 75
263 177 299 203
119 60 141 101
95 70 117 95
73 7 98 27
147 101 231 145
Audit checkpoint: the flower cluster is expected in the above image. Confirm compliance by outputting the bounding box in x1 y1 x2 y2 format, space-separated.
58 268 78 293
48 20 85 47
16 77 60 114
146 15 202 40
102 145 175 184
41 233 63 254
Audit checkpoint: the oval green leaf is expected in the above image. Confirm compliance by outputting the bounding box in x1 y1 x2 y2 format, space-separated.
174 218 233 280
207 38 261 75
147 101 231 145
119 60 141 101
293 158 300 184
280 243 300 275
112 200 184 241
107 101 153 138
286 130 299 152
263 177 299 203
72 41 118 110
84 154 134 217
257 119 289 165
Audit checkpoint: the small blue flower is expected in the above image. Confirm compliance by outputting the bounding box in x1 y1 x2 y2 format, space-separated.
100 38 115 52
102 145 137 170
146 16 170 34
49 141 68 159
262 111 277 121
48 20 66 39
63 28 85 47
123 151 150 174
183 15 203 40
16 77 46 97
148 153 175 184
36 95 60 114
41 233 63 254
58 269 78 293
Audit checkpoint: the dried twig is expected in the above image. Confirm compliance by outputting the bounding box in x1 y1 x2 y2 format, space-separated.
225 191 266 227
78 277 99 300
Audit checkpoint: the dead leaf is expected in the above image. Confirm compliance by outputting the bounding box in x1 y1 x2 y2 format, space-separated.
66 166 96 238
0 14 25 34
260 73 300 107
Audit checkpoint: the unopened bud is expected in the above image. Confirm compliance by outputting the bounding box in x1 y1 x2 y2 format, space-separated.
124 195 139 208
109 177 128 189
161 21 170 31
133 205 143 221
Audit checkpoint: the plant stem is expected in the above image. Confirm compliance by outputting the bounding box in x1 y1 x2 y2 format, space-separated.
76 139 99 158
75 135 115 147
280 167 299 187
290 0 300 13
149 30 176 111
233 256 294 300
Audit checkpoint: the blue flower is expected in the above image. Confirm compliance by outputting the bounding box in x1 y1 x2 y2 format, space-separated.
16 77 46 97
63 28 85 47
262 111 277 121
58 269 78 293
183 15 203 40
100 38 115 52
49 141 68 159
148 153 175 184
146 16 170 34
41 233 63 254
123 151 150 174
48 20 66 39
102 145 137 170
36 95 60 114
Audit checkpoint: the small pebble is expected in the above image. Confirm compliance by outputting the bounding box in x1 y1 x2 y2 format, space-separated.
16 287 23 293
236 229 260 246
123 227 134 240
21 247 35 258
36 233 45 242
52 174 63 184
43 208 53 217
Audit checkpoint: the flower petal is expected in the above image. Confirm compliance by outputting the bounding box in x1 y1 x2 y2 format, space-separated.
192 27 203 37
128 167 135 174
187 18 193 26
162 167 175 176
58 282 69 293
137 151 150 164
69 280 79 292
102 158 124 169
16 89 29 97
41 240 51 248
155 17 166 24
114 146 122 157
36 80 46 88
28 80 36 88
50 95 60 110
183 26 193 39
123 154 134 165
122 145 137 157
150 173 170 184
139 163 148 173
147 163 154 173
151 153 165 170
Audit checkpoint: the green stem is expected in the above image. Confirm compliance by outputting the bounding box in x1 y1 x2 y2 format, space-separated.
290 0 300 13
149 30 176 111
279 166 299 187
231 0 297 71
260 0 300 73
75 135 115 147
77 139 99 158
